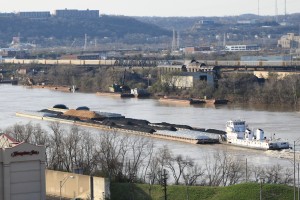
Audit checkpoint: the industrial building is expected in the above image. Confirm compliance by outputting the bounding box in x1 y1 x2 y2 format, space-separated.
184 46 211 54
225 44 260 51
278 33 300 49
158 60 215 88
0 134 46 200
55 9 99 18
18 12 51 19
161 72 214 88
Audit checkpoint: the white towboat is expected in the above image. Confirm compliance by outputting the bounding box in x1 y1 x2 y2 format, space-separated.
225 120 290 150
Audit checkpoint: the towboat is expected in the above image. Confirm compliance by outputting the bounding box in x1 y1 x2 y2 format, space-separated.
225 120 289 150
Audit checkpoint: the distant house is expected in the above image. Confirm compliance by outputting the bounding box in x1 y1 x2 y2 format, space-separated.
0 133 46 200
17 68 27 75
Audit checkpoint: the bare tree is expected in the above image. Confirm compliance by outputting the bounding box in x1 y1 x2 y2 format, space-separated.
95 132 128 182
78 131 97 174
62 125 82 172
126 137 154 182
166 155 193 185
183 163 205 185
204 152 222 186
47 122 65 170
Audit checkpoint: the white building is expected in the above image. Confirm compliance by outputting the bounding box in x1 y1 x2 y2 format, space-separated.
0 134 46 200
225 44 260 51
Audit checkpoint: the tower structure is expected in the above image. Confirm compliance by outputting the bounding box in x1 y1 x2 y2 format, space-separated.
171 29 180 51
258 0 260 16
284 0 287 21
275 0 278 22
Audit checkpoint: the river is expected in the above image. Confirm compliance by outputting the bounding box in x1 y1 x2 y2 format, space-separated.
1 84 300 169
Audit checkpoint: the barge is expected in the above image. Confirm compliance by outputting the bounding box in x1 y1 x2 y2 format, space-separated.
224 120 290 150
159 97 228 105
16 105 222 145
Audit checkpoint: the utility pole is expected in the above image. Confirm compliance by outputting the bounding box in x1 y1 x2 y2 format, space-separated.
186 174 190 200
298 163 300 200
260 178 263 200
161 169 168 200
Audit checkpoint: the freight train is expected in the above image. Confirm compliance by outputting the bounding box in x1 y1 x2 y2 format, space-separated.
2 58 300 68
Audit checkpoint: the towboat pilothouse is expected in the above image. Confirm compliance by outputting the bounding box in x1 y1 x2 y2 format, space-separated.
225 120 289 150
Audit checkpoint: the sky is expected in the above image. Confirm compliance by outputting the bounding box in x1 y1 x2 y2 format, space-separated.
1 0 299 17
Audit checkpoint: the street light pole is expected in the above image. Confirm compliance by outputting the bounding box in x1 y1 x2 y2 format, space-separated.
295 141 296 200
260 177 264 200
298 163 300 200
186 174 190 200
60 175 74 200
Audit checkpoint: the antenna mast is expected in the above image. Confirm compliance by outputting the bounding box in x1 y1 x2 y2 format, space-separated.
284 0 287 21
258 0 260 16
275 0 278 22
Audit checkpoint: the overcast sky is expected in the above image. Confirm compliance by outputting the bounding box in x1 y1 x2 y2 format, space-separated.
2 0 299 17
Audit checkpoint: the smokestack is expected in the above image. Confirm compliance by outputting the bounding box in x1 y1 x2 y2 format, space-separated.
177 31 180 50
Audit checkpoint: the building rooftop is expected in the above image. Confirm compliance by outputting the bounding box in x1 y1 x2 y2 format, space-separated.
0 133 19 148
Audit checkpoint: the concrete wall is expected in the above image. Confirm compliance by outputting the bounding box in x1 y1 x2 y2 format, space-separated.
46 170 109 200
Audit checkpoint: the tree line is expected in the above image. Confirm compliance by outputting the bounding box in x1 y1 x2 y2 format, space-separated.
4 122 294 186
15 64 300 108
151 70 300 107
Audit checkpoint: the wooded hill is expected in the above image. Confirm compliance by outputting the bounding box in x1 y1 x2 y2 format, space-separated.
0 15 170 47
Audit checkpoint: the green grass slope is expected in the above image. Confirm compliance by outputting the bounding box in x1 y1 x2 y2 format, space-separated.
110 182 293 200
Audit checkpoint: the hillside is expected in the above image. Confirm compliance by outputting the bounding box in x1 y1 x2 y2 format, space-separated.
0 15 170 47
135 13 300 48
111 182 293 200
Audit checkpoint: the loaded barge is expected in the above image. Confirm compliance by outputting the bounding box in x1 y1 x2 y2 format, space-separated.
16 105 222 145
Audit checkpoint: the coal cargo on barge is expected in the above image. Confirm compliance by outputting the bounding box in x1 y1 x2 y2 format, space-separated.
16 105 223 145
